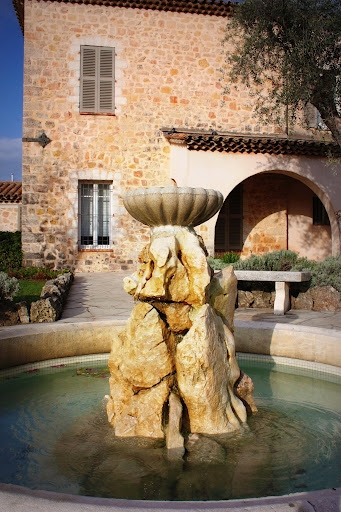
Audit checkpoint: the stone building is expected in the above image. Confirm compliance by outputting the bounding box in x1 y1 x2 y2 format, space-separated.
0 181 22 232
13 0 341 271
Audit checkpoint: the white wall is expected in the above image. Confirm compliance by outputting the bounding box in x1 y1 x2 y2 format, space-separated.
170 145 341 257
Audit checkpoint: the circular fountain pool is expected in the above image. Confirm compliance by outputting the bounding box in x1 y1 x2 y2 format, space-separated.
0 356 340 501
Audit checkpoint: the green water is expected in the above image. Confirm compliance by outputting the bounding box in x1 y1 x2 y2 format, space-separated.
0 360 340 500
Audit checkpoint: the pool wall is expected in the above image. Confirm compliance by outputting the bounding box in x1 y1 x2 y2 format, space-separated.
1 318 340 370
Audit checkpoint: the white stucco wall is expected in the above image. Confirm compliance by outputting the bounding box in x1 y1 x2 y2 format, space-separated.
170 145 341 257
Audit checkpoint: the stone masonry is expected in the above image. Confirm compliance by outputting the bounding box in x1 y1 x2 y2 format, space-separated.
21 1 286 271
0 204 21 232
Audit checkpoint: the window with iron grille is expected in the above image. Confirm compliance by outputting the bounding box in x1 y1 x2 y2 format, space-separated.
79 182 112 248
80 46 115 114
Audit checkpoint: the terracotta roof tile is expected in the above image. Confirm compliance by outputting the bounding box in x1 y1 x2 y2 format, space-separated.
162 129 341 157
0 182 22 204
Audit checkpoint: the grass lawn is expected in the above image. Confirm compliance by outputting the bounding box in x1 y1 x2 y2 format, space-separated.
14 280 45 307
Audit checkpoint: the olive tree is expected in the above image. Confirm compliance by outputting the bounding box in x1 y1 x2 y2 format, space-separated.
222 0 341 147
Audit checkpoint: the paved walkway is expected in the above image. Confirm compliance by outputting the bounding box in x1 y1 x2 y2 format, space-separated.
60 271 134 322
60 271 341 331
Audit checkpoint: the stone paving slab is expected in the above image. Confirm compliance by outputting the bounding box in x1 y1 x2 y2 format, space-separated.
234 308 341 331
60 272 133 322
59 272 341 332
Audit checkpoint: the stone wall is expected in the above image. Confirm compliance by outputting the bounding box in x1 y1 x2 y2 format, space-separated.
21 1 286 271
30 273 74 323
0 204 21 232
240 174 332 260
242 175 289 258
237 285 341 312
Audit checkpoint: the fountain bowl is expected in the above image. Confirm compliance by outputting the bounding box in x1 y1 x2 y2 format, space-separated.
123 186 224 227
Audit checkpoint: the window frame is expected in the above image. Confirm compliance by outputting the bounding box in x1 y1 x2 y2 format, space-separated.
313 194 330 226
80 45 115 115
78 181 113 249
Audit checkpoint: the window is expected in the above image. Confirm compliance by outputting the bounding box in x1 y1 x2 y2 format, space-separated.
313 194 330 226
79 182 112 248
80 45 115 114
215 184 243 253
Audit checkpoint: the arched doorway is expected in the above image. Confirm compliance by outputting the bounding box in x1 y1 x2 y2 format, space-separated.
215 173 332 261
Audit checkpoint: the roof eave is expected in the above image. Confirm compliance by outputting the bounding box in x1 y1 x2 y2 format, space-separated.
11 0 234 34
161 128 341 158
12 0 24 34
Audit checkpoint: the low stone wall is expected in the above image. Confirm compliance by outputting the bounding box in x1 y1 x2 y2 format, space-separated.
237 285 341 312
25 273 74 323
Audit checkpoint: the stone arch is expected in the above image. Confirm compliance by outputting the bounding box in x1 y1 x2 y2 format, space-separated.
214 170 339 260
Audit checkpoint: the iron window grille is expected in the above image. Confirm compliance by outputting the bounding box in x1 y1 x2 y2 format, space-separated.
78 182 113 248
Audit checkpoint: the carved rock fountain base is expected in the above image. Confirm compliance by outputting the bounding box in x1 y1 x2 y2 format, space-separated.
107 224 256 455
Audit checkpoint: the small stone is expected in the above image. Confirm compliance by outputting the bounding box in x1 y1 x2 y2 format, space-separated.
234 371 258 413
16 301 30 324
237 290 254 308
30 297 62 322
311 286 341 311
166 392 185 460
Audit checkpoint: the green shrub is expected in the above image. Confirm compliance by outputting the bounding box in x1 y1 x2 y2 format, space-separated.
0 232 22 271
209 251 341 292
8 267 71 281
0 272 19 301
208 257 229 270
292 256 341 292
208 252 240 270
220 252 240 264
233 250 298 271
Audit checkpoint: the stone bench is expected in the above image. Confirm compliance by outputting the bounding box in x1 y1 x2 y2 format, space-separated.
233 271 311 315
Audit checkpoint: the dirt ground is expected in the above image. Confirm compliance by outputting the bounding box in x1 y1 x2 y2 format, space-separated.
0 302 20 326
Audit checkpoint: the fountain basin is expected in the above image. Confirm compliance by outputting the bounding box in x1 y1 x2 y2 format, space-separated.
123 187 223 227
0 314 340 511
0 356 340 501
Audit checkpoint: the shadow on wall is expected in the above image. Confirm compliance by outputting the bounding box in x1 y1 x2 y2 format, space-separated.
248 153 340 259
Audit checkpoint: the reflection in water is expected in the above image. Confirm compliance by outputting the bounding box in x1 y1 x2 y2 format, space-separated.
0 361 340 500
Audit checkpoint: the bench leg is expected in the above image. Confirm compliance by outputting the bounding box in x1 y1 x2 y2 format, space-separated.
274 281 290 315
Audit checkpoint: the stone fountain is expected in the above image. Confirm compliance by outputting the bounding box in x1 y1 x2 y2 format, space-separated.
106 186 257 458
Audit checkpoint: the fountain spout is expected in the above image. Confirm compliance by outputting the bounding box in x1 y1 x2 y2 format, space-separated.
107 186 256 455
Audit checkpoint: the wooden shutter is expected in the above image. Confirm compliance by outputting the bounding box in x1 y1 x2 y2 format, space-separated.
215 214 227 250
313 194 330 226
215 184 243 253
80 46 115 113
99 48 114 111
227 184 243 250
